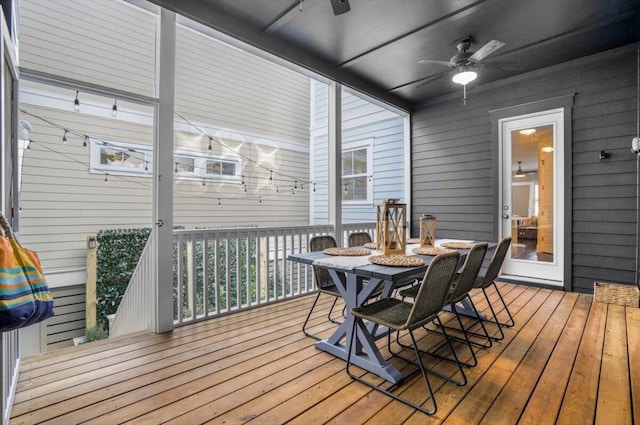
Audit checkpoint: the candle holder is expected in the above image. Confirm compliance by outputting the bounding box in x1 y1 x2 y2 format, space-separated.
376 199 407 255
419 214 436 247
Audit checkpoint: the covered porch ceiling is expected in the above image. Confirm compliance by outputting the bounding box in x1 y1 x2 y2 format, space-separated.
148 0 640 110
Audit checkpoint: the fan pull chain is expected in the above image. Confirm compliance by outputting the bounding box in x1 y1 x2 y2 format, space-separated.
463 84 468 106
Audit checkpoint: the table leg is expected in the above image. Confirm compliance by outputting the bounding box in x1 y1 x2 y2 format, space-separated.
315 271 403 384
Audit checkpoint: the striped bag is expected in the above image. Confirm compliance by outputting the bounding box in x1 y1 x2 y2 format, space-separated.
0 211 54 331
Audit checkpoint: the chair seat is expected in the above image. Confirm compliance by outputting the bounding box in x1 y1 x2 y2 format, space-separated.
351 298 412 331
399 284 419 299
319 284 340 296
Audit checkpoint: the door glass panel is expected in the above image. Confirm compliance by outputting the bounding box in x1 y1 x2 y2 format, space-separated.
511 125 554 263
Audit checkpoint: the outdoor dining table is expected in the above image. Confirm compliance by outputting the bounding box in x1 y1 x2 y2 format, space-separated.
288 240 477 384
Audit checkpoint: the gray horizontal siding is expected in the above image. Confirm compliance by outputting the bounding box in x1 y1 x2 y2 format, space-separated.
411 44 639 292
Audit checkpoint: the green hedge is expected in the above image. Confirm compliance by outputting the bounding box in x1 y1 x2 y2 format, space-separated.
95 228 151 331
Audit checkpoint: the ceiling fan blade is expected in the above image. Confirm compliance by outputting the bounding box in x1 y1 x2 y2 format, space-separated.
418 59 452 67
469 39 505 62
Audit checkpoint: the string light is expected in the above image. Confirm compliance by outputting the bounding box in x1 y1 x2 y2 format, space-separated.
208 137 212 154
276 186 280 194
111 99 118 117
174 162 178 173
259 196 262 204
368 175 373 182
241 175 245 186
300 183 304 190
83 136 88 150
292 188 295 197
243 186 247 193
144 161 149 173
104 173 109 184
26 140 31 151
269 170 273 184
294 180 298 190
217 198 221 208
62 130 68 144
313 183 316 192
73 91 80 112
344 184 348 194
202 178 206 186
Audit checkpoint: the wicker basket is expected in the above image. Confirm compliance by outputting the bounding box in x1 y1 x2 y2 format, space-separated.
593 281 639 307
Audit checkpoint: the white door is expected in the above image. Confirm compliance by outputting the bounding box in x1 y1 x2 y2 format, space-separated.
500 109 564 285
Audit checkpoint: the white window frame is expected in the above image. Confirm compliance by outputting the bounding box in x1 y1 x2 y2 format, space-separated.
89 139 152 176
90 140 242 183
342 138 373 205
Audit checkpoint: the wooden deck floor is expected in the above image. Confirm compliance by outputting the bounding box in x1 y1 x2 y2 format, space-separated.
11 283 640 424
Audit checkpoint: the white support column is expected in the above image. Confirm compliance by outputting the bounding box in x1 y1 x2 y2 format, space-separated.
328 82 343 245
403 114 412 236
154 8 176 333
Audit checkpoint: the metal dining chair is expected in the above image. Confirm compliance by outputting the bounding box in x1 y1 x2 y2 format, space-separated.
302 235 343 340
400 242 490 364
471 237 514 341
346 251 462 416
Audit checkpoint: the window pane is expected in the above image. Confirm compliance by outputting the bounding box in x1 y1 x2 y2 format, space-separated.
221 162 235 176
352 176 367 200
100 147 119 165
175 156 194 173
342 151 353 175
353 149 367 174
122 151 145 169
206 161 221 175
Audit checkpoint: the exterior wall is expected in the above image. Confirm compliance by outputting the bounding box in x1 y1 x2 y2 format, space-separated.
311 82 406 224
411 45 639 293
19 0 157 97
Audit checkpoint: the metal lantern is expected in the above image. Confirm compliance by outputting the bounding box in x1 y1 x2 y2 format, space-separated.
419 214 436 247
376 199 407 255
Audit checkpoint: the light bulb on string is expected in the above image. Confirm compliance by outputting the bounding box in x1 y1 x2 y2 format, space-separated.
300 183 304 191
269 170 273 184
244 186 247 193
276 186 280 194
344 184 348 194
174 162 178 173
217 198 221 208
368 175 373 182
62 130 68 144
313 183 316 193
202 178 206 187
241 175 245 187
83 136 88 150
294 180 298 190
259 196 262 205
111 99 118 117
26 140 31 151
144 161 149 173
73 91 80 112
208 137 212 154
104 173 109 184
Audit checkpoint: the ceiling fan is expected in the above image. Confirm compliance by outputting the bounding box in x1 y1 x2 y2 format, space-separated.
417 36 507 103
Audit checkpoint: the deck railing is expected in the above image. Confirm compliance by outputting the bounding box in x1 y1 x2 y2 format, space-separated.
110 223 376 332
1 330 19 425
110 232 156 337
173 224 335 326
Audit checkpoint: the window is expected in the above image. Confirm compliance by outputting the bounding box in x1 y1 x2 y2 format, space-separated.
90 139 151 175
90 139 241 182
342 139 373 203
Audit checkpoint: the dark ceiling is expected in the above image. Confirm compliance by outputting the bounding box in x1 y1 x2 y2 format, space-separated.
151 0 640 111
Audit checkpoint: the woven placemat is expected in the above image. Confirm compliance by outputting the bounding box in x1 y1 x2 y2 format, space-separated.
323 247 371 256
407 238 421 244
369 255 425 267
363 242 377 249
440 241 474 249
412 246 454 256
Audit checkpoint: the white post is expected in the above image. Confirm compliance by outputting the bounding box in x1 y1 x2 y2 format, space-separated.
328 82 343 245
154 9 176 333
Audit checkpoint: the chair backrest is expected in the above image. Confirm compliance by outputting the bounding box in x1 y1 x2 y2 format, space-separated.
348 232 372 247
407 251 460 329
475 237 511 289
449 242 488 302
309 235 337 289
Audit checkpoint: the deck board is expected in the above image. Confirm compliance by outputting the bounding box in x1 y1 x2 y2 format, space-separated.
10 283 639 424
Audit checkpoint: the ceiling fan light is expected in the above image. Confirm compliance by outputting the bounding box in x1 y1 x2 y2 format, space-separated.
452 67 477 85
541 146 554 153
514 161 526 177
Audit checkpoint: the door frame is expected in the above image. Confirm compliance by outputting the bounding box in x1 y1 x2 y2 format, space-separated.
500 111 564 284
489 94 574 291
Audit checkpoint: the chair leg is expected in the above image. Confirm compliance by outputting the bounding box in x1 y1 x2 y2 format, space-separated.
327 297 342 324
491 282 515 327
302 292 323 340
346 320 437 416
480 287 506 341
